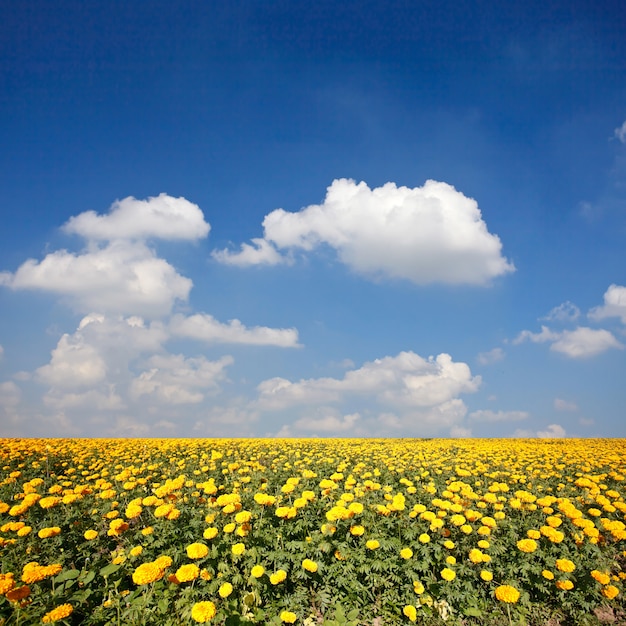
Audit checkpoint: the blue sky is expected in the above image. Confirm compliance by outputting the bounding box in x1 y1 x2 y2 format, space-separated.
1 0 625 438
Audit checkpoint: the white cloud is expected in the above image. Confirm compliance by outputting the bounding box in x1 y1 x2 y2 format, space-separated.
0 381 21 408
169 313 301 347
554 398 578 412
476 347 505 365
449 425 472 437
212 238 287 267
469 409 529 422
214 178 514 286
537 423 567 438
292 411 362 434
514 324 623 358
1 240 192 317
551 327 623 358
129 353 233 405
43 387 125 411
541 301 580 322
615 120 626 143
63 193 210 241
589 284 626 324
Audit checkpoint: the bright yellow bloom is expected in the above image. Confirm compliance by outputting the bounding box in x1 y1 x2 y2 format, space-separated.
280 611 297 623
542 570 554 580
350 525 365 536
516 539 537 553
42 603 73 623
203 527 219 540
38 527 61 539
302 559 318 573
251 565 265 578
413 581 425 594
602 585 619 599
440 568 456 581
366 539 380 550
591 570 611 585
187 543 209 559
129 546 143 557
84 529 98 540
191 601 217 623
0 573 16 595
175 564 200 582
556 580 574 590
232 542 245 556
218 582 233 598
495 585 520 603
270 569 287 584
555 559 575 573
21 562 62 584
132 562 165 585
418 533 430 543
480 570 493 582
446 556 456 565
400 548 413 559
469 549 483 564
403 604 418 622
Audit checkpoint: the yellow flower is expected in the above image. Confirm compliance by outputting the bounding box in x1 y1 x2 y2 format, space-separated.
516 539 537 553
84 529 98 540
526 529 541 539
154 555 173 569
542 570 554 580
418 533 430 544
446 556 456 565
602 585 620 599
440 568 456 581
232 542 245 556
203 527 219 540
38 527 61 539
0 573 16 595
302 559 318 573
270 569 287 584
480 570 493 582
142 526 154 536
187 543 209 559
132 562 165 585
42 603 73 623
555 559 575 573
251 565 265 578
219 582 233 598
443 540 455 549
468 549 483 564
403 604 418 622
556 580 574 590
129 546 143 557
280 611 297 623
366 539 380 550
400 548 413 560
175 564 200 583
350 525 365 536
413 581 425 594
235 510 252 524
223 522 236 533
591 570 611 585
191 601 217 623
495 585 520 603
21 562 62 584
6 585 31 603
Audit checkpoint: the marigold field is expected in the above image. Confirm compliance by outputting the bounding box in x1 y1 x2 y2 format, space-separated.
1 439 625 626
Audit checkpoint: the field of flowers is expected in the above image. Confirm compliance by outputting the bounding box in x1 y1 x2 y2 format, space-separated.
0 438 625 626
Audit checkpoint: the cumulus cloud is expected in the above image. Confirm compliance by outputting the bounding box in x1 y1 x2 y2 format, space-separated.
0 381 21 408
537 423 567 438
291 411 362 434
469 409 529 422
513 325 623 358
554 398 578 411
0 240 192 318
213 178 514 286
63 193 210 241
212 238 287 267
540 301 580 322
476 347 505 365
169 313 301 347
615 120 626 143
589 284 626 324
130 353 233 405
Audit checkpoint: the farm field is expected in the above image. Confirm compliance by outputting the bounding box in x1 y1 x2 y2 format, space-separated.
0 438 625 626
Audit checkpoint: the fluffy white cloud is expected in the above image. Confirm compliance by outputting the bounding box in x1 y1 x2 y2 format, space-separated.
615 120 626 143
291 411 362 434
212 238 287 267
213 178 514 285
589 284 626 324
551 327 623 358
63 193 210 241
169 313 301 347
0 381 21 408
476 347 505 365
540 301 580 322
0 240 192 317
513 325 623 358
537 423 567 438
554 398 578 412
130 353 233 405
469 409 529 422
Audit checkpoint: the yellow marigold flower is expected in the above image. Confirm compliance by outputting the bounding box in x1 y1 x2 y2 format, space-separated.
38 527 61 539
6 585 30 603
413 580 425 594
350 525 365 536
42 603 73 623
129 546 143 557
443 540 455 549
546 515 562 527
235 510 251 524
125 503 143 519
555 559 575 573
16 526 31 537
542 570 554 580
223 522 236 533
602 585 620 599
400 548 413 560
517 539 537 553
495 585 520 603
200 569 212 581
39 496 61 510
302 559 318 573
232 542 245 556
191 601 217 623
403 604 418 622
132 562 165 585
366 539 380 550
142 526 154 535
418 533 430 543
446 556 456 565
556 580 574 591
187 543 209 559
468 549 483 564
591 570 611 585
280 611 297 623
251 565 265 578
440 568 456 581
154 555 173 569
21 562 62 584
348 501 364 514
218 582 233 598
527 529 541 539
203 527 219 540
84 529 98 540
270 569 287 585
0 573 15 595
480 570 493 582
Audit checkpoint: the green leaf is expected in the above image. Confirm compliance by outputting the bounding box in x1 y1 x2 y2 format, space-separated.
55 568 80 582
99 563 121 578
